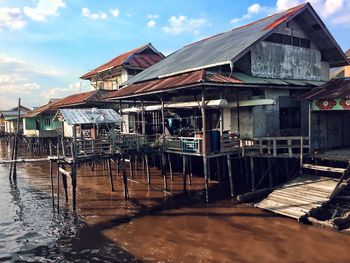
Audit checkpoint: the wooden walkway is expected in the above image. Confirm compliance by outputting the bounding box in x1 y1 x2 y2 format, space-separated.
255 175 340 220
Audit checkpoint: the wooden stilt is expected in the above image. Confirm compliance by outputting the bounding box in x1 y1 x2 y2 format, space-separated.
250 157 255 191
227 155 234 197
122 157 129 200
108 158 114 192
216 157 222 183
183 155 187 192
62 172 68 202
145 155 150 184
268 158 273 187
57 163 60 212
168 153 174 181
129 157 134 179
71 164 77 211
49 161 55 208
162 154 168 191
203 156 209 202
188 156 192 186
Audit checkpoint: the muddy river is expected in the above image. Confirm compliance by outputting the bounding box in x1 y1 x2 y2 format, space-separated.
1 139 350 262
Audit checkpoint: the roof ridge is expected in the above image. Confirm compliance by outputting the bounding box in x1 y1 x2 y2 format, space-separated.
182 3 308 50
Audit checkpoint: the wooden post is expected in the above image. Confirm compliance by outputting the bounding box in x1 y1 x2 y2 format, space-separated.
188 156 192 186
122 156 129 200
250 157 255 191
49 161 55 208
162 153 168 191
108 158 114 192
57 163 60 212
201 87 209 202
129 156 134 179
141 100 145 135
10 98 21 179
183 155 187 192
216 157 222 183
161 98 165 138
71 125 77 211
227 155 234 197
145 155 150 184
62 170 68 202
268 158 273 187
168 153 174 181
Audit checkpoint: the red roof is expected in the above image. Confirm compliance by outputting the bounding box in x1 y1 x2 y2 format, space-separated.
80 43 164 79
104 70 242 100
26 90 111 117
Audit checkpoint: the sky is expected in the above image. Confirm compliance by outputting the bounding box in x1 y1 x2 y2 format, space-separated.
0 0 349 109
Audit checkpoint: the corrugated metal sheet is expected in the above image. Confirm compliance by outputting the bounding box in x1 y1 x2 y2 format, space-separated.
80 43 164 79
300 77 350 100
124 3 347 86
25 90 111 118
59 108 122 125
123 4 310 86
106 69 322 100
105 70 244 99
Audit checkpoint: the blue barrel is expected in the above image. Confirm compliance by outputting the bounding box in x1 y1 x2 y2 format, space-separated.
210 130 220 153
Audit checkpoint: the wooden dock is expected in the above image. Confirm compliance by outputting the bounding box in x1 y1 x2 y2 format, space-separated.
255 175 341 220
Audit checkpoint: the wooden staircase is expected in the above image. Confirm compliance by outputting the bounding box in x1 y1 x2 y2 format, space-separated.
255 159 350 220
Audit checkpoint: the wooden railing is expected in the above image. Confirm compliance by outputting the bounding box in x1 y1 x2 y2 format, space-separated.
241 136 310 157
164 136 202 154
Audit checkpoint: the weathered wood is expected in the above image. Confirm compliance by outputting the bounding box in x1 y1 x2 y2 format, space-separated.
49 161 55 208
168 153 174 181
122 157 129 200
203 156 209 202
301 164 346 174
237 186 278 203
227 155 234 197
108 158 114 192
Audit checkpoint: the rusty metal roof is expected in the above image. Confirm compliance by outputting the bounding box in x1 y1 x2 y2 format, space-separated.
59 108 122 125
124 3 347 86
104 70 244 99
300 77 350 100
80 43 164 79
105 69 323 100
25 90 111 118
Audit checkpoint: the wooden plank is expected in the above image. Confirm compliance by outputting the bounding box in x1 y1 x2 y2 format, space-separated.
301 164 345 174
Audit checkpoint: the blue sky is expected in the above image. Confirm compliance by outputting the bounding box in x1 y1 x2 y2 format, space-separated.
0 0 349 109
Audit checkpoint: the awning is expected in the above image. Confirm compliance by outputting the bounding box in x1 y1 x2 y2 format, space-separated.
58 108 123 125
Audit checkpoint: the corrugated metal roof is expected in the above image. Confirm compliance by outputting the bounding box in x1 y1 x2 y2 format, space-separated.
80 43 164 79
25 90 111 118
124 3 347 86
59 108 122 125
106 69 322 100
300 77 350 100
104 70 245 99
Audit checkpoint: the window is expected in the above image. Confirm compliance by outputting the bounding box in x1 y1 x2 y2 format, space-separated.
44 117 51 127
280 107 301 130
265 33 310 49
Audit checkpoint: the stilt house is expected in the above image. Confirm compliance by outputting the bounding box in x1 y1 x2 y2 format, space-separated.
23 90 114 138
80 43 165 90
0 105 31 134
105 3 348 157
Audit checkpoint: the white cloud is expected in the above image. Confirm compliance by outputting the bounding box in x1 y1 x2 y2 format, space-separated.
40 82 88 101
276 0 302 11
23 0 66 22
82 7 108 20
230 3 265 24
162 15 210 35
147 19 156 27
0 7 26 30
110 8 120 17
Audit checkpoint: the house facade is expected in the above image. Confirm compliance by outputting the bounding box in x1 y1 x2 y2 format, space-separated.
24 90 114 138
0 105 31 134
105 3 348 151
331 49 350 78
80 43 165 90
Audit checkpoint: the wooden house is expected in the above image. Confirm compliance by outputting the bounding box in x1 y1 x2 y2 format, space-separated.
301 77 350 152
80 43 165 90
105 3 348 156
331 49 350 78
23 90 114 138
0 105 31 134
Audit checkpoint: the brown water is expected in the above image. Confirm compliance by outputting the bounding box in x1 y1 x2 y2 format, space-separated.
1 139 350 262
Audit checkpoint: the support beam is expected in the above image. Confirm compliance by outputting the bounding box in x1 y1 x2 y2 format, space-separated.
108 158 115 192
227 155 234 197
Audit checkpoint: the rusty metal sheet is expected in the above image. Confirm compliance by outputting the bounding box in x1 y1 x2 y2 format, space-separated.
59 108 122 125
300 78 350 100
